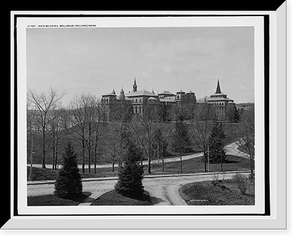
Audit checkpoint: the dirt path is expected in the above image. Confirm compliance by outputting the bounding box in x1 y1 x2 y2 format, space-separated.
28 172 250 206
28 140 250 170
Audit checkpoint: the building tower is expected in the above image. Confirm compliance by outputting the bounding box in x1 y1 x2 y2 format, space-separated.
206 79 234 120
133 77 137 92
215 79 221 94
119 87 125 100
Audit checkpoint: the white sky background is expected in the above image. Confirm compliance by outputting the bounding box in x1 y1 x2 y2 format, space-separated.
26 26 254 106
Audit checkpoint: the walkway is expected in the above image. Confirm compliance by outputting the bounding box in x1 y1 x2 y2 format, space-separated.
29 140 249 170
28 171 250 206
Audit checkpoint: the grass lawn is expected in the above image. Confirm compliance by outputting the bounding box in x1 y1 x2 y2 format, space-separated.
27 166 119 181
27 166 59 181
27 154 251 181
91 190 152 206
179 178 255 205
149 155 251 175
27 192 91 206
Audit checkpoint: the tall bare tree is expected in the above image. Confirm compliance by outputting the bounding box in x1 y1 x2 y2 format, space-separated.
48 106 67 169
69 94 91 173
129 104 160 174
28 88 65 168
69 94 108 173
236 105 255 175
27 98 37 179
171 114 192 173
189 102 216 172
109 99 133 170
152 128 168 173
91 97 108 173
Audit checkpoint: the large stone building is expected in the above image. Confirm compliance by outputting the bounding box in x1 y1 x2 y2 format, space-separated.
205 80 235 120
101 78 236 122
101 78 197 121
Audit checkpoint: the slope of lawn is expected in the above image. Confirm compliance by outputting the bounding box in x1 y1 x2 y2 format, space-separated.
179 178 255 205
27 154 251 181
91 190 152 206
27 192 91 206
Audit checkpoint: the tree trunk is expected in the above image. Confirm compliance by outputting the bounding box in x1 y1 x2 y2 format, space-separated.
180 153 183 173
30 130 33 180
55 144 58 170
94 144 98 174
52 149 55 169
220 150 223 172
42 129 46 168
88 124 92 174
203 151 207 172
82 146 85 173
52 137 56 169
148 157 151 174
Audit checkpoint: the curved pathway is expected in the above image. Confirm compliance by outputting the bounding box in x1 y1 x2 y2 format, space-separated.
27 140 251 206
29 140 249 169
28 172 250 206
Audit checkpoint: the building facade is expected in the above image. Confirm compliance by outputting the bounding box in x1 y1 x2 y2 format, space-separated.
101 78 236 122
200 80 236 121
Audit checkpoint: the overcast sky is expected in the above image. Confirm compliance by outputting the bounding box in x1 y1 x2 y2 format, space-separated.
27 27 254 105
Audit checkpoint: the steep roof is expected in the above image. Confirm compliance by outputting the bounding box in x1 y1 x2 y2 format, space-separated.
206 96 234 102
208 79 234 102
102 91 117 97
158 90 175 96
216 79 221 94
125 90 158 98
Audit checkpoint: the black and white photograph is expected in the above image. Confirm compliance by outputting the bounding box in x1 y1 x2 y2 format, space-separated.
24 18 259 210
5 7 288 230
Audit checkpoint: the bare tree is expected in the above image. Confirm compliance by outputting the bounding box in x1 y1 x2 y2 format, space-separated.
27 98 37 179
91 98 108 174
129 104 159 174
28 88 65 168
189 102 216 172
69 94 91 173
108 99 133 170
171 114 192 173
236 105 255 175
48 106 67 169
69 94 108 173
152 128 168 173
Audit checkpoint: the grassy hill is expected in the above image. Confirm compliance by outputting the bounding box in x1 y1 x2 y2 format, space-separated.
28 154 251 181
28 121 243 171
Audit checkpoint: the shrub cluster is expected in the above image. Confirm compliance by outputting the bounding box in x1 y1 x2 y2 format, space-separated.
232 173 248 195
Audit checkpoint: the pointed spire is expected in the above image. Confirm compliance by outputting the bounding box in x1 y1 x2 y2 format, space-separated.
215 79 221 94
133 77 137 92
112 88 116 95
